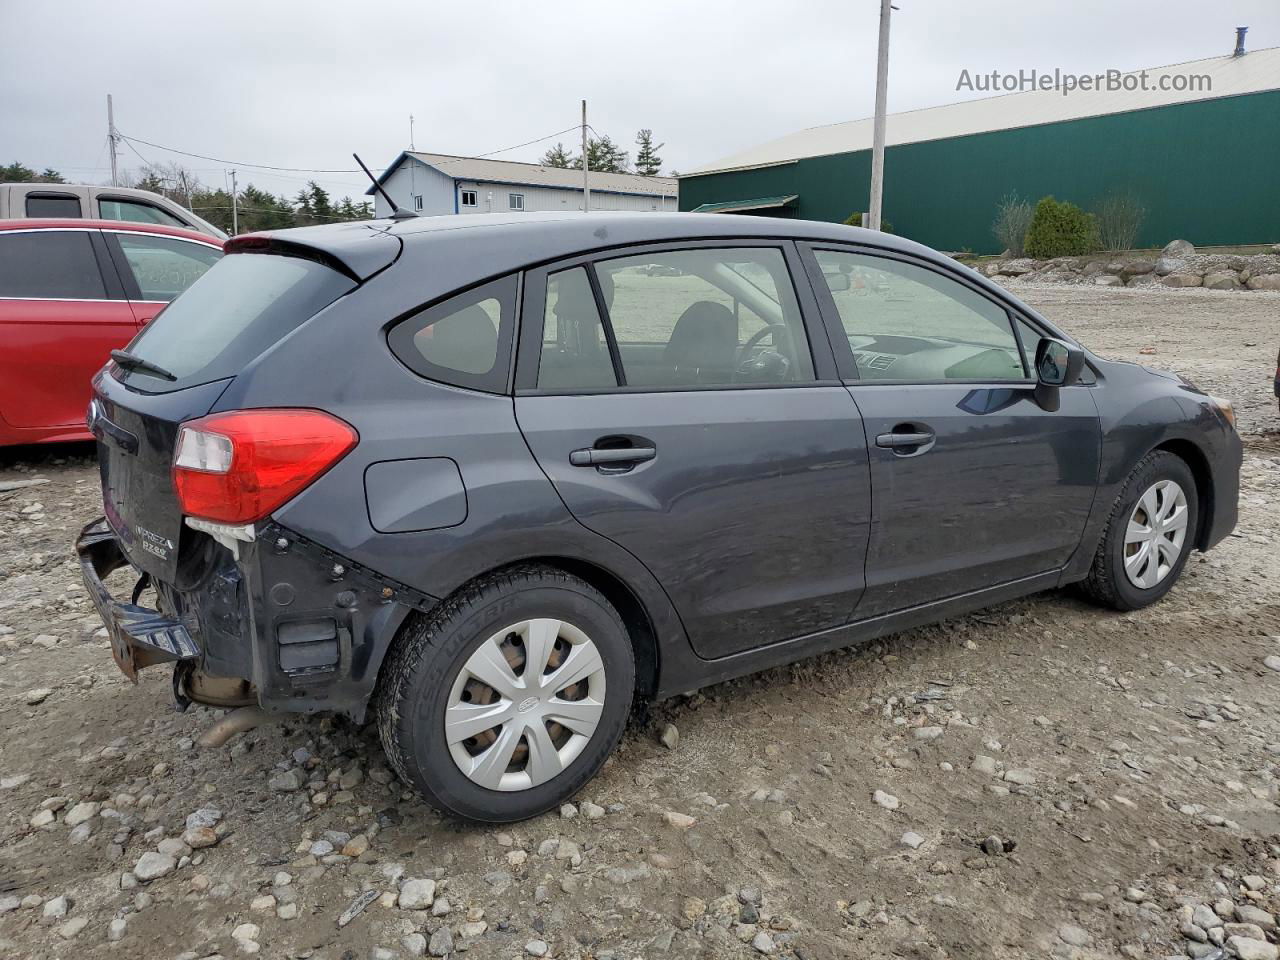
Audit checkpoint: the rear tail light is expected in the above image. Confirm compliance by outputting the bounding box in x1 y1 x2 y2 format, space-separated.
173 409 357 524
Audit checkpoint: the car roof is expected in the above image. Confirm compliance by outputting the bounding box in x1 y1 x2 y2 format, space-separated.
247 211 955 284
0 218 223 246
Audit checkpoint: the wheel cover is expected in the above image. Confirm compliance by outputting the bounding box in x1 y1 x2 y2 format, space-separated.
445 619 606 792
1122 479 1189 589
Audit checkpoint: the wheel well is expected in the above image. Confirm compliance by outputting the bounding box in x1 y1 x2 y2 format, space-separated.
1154 439 1214 550
538 557 660 700
410 558 661 702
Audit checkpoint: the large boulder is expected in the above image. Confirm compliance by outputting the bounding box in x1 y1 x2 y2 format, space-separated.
1121 259 1156 276
1162 273 1203 288
981 262 1003 277
997 258 1036 276
1248 274 1280 291
1162 239 1195 258
1154 257 1186 276
1093 274 1124 287
1081 261 1106 278
1271 243 1280 255
1202 270 1242 290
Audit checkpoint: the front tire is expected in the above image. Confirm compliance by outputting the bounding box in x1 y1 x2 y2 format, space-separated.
1078 451 1198 611
377 565 634 822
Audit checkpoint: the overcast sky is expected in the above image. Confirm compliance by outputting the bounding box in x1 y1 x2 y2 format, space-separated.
2 0 1276 202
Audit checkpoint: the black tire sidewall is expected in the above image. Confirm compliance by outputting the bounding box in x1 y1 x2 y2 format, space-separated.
393 579 633 822
1106 454 1198 609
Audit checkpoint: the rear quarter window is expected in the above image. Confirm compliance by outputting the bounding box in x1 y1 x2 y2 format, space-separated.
387 275 518 393
116 251 355 392
113 233 222 301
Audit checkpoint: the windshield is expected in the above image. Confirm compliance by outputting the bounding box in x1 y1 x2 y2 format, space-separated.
117 252 355 393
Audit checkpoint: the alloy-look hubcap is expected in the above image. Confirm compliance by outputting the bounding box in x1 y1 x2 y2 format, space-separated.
1123 479 1189 589
445 619 606 792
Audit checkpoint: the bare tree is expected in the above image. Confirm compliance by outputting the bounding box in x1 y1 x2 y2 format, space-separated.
992 192 1034 257
1094 191 1147 252
131 160 202 209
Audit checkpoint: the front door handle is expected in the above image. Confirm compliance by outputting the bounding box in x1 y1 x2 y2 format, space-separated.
876 431 933 448
569 445 657 467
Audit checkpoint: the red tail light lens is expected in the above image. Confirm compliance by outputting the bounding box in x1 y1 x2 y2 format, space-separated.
173 409 358 524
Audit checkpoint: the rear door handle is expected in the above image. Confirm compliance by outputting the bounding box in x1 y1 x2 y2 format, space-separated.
569 446 657 467
876 431 934 448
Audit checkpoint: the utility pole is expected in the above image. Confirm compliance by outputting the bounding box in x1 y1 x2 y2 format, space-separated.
230 169 239 235
409 114 415 150
867 0 893 232
107 94 119 187
581 99 590 213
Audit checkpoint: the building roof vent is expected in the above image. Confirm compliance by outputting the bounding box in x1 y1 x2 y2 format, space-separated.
1234 26 1248 57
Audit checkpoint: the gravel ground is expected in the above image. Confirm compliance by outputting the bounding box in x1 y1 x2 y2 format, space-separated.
1 284 1279 960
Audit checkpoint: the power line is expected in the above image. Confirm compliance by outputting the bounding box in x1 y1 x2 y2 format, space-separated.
190 203 367 223
418 125 584 167
117 133 361 173
115 124 586 178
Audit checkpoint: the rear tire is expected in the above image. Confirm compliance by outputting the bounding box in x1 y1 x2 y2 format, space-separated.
1077 451 1198 611
377 564 634 823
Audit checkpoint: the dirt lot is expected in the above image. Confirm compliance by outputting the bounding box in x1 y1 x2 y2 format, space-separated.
2 285 1279 960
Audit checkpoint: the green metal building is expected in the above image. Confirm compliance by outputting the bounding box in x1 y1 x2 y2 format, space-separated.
679 45 1280 253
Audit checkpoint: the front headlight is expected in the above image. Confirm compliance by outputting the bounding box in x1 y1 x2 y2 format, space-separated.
1207 396 1236 430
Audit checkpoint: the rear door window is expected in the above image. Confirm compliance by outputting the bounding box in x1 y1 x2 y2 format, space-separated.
99 198 189 229
0 230 106 299
537 267 617 390
112 234 222 301
116 251 355 392
387 275 518 393
24 193 83 218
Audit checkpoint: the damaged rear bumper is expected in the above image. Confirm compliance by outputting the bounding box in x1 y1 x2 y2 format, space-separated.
76 517 437 721
76 518 199 681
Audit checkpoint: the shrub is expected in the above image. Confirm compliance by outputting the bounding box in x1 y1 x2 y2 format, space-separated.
843 212 894 234
1023 196 1099 259
1093 191 1146 252
991 192 1034 257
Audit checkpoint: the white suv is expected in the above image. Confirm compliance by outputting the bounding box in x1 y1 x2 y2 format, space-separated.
0 182 227 240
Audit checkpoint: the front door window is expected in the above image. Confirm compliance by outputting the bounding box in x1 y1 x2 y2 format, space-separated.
589 247 815 387
813 249 1027 382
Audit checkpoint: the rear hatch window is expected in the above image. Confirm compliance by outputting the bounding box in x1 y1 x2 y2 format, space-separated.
116 250 356 392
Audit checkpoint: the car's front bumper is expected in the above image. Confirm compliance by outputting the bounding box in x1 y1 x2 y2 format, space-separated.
76 518 200 682
1201 427 1243 553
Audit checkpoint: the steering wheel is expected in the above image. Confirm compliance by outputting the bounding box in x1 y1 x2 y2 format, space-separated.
736 324 794 381
738 323 792 363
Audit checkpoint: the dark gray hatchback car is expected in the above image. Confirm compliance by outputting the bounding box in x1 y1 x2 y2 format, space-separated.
79 212 1241 821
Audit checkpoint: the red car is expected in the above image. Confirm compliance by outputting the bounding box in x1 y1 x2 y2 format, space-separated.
0 219 223 445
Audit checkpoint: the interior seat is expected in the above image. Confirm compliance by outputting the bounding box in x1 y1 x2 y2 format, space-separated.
664 301 738 384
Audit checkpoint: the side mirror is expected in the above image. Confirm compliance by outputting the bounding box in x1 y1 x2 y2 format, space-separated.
1033 337 1085 412
1035 337 1084 387
824 271 852 292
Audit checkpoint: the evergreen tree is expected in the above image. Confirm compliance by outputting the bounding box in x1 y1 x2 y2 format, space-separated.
634 130 663 176
2 162 65 183
540 143 573 168
239 185 294 230
334 196 373 221
295 181 335 225
570 135 629 174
